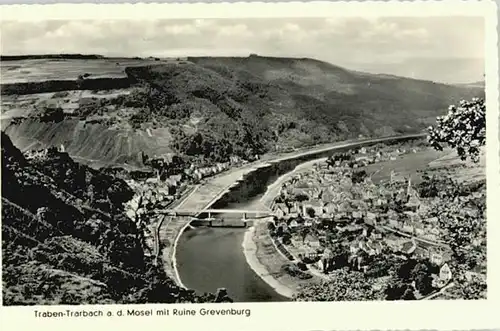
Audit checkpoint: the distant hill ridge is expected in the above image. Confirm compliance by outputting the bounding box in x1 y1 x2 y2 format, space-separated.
455 81 485 88
1 55 484 168
0 54 107 61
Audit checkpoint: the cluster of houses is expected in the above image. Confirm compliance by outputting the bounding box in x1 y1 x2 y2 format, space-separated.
273 167 446 245
139 154 245 200
25 148 54 161
329 144 422 169
183 161 233 181
138 146 256 183
269 145 456 283
273 206 453 289
279 210 451 265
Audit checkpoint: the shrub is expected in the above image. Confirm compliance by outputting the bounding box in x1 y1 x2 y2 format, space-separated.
352 170 367 184
281 263 312 280
428 98 485 162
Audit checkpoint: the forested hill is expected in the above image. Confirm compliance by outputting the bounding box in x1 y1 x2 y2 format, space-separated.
1 131 216 305
1 55 484 168
124 55 483 159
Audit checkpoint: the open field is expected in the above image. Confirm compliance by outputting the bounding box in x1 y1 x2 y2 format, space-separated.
0 58 175 84
362 147 485 185
363 148 446 184
0 89 132 118
428 148 486 183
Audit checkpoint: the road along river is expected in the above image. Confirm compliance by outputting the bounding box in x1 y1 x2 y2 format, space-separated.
168 134 426 302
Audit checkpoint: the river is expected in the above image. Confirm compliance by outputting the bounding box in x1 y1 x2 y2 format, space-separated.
175 136 423 302
175 196 286 302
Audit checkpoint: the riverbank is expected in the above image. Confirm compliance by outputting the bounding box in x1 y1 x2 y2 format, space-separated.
241 219 296 299
239 157 329 298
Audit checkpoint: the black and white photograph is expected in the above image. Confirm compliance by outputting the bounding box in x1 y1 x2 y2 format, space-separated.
0 1 495 313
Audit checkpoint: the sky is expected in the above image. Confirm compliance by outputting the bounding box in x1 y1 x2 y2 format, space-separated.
0 17 485 84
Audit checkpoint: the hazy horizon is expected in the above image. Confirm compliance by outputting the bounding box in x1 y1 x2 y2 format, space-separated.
0 17 485 84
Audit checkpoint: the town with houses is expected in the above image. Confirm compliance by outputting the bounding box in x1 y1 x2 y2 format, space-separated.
126 154 245 208
267 142 486 300
24 144 245 216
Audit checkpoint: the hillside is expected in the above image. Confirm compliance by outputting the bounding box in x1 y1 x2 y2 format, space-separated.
1 131 217 305
1 55 484 168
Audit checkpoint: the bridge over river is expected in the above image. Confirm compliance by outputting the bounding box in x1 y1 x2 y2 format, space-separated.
153 208 275 227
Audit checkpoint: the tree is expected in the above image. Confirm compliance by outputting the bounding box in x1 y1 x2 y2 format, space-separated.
417 174 462 198
294 268 385 301
434 195 487 299
445 265 486 300
402 287 416 300
428 98 485 162
352 170 367 184
410 261 436 295
299 227 310 243
214 288 233 303
385 279 415 301
293 193 309 203
438 211 485 268
364 255 392 278
397 259 418 280
282 231 292 245
330 241 348 268
305 207 316 218
326 156 337 169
